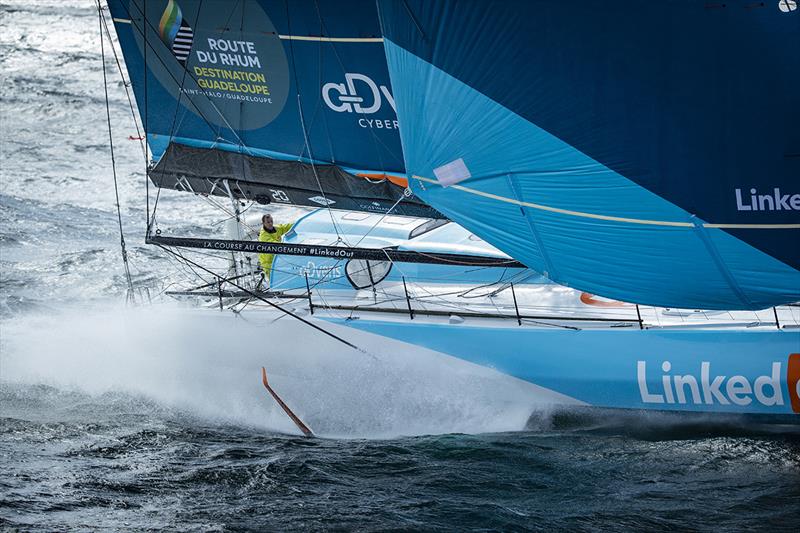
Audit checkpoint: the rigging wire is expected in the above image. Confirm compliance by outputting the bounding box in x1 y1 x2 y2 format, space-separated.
98 0 136 303
312 0 401 172
111 0 235 242
143 0 150 235
155 244 370 354
283 0 345 242
97 6 146 163
146 0 205 236
115 0 256 244
121 0 255 154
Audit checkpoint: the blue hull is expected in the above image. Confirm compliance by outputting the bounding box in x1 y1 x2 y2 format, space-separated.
330 317 800 417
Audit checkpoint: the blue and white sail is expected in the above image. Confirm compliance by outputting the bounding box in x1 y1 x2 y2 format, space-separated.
107 0 438 217
377 0 800 310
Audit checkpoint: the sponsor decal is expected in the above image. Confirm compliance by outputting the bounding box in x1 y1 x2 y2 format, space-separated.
192 42 270 99
298 261 343 281
270 189 290 203
778 0 797 13
789 353 800 413
322 73 399 130
158 0 193 64
133 0 290 129
735 187 800 211
356 201 392 213
200 240 355 259
637 359 791 409
308 196 336 206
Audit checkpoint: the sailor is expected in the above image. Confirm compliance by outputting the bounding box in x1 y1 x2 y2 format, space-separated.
258 213 293 282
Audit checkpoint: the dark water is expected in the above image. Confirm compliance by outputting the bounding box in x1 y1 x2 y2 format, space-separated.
3 384 800 531
1 2 800 531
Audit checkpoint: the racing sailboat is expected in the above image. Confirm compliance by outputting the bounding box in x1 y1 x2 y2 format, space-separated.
103 0 800 422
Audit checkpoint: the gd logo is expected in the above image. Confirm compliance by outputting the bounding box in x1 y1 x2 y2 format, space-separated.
322 73 396 114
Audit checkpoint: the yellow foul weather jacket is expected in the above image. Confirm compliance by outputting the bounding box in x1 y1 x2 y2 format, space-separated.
258 223 293 278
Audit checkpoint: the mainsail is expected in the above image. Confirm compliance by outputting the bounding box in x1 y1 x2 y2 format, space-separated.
107 0 438 217
377 0 800 310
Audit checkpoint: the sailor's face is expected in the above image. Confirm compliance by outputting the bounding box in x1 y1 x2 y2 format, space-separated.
263 215 273 228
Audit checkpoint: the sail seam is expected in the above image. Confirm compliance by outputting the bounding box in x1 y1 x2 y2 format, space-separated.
413 175 800 229
505 174 557 279
690 216 752 308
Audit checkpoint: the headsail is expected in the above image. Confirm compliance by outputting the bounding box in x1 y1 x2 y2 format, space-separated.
377 0 800 310
107 0 438 216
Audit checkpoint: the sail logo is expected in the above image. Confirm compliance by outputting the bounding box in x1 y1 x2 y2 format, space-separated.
309 196 336 206
637 360 797 411
322 73 395 114
158 0 194 65
778 0 797 13
735 188 800 211
322 74 398 129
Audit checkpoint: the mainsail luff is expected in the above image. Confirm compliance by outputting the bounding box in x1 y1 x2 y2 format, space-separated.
377 0 800 310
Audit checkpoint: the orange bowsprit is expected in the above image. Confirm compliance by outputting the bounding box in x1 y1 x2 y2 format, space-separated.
356 172 409 188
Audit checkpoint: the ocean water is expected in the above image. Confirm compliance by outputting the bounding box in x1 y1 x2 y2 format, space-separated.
1 1 799 531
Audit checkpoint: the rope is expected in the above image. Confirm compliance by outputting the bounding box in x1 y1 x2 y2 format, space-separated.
311 0 403 170
147 0 205 235
284 0 344 242
143 0 149 234
120 0 254 154
156 244 370 354
97 6 146 163
98 1 135 302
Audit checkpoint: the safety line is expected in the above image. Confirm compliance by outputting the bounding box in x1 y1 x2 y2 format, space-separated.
155 244 368 354
98 1 135 301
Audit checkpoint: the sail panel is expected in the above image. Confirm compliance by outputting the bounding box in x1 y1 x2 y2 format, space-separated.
107 0 404 173
150 142 441 218
378 0 800 310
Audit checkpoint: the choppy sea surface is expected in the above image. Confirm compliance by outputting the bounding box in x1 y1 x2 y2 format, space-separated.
1 2 799 531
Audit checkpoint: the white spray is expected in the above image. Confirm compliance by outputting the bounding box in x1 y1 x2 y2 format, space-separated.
1 302 544 438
